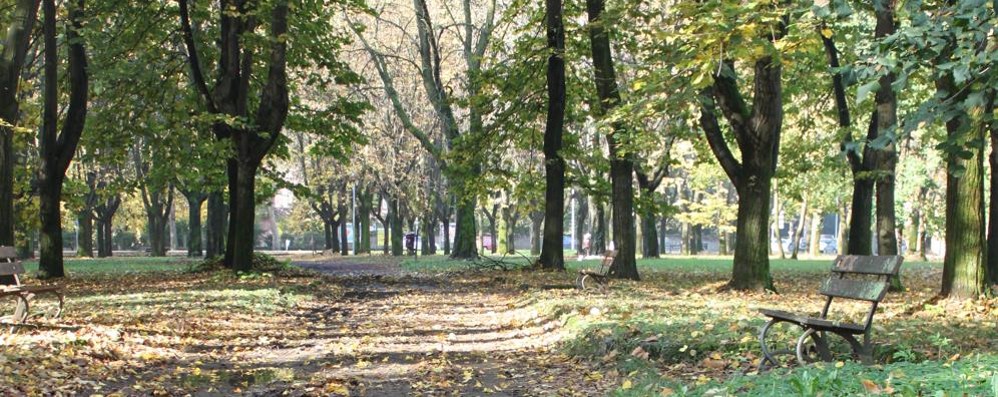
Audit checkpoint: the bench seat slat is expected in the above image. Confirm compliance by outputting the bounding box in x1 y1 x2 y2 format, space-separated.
832 255 903 275
2 285 61 293
820 278 888 302
759 309 866 334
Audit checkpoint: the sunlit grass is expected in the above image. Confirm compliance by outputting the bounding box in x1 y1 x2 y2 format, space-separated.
21 256 193 276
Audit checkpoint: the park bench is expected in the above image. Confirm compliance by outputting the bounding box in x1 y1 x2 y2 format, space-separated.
1 246 64 328
575 250 616 291
757 255 903 369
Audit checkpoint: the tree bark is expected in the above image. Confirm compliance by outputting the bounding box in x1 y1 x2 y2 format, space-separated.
809 212 822 257
586 0 637 280
591 201 607 255
37 0 88 279
538 0 566 270
230 160 259 271
185 192 206 257
790 196 807 259
529 212 542 255
390 198 403 256
77 209 94 257
937 73 988 299
0 0 39 248
575 192 588 256
205 191 226 258
987 92 998 285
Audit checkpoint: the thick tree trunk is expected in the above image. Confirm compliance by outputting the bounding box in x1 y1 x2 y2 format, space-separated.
731 174 774 290
205 191 226 258
450 198 477 258
230 160 259 272
837 204 849 255
37 0 88 279
938 74 988 299
442 215 450 255
77 209 94 258
38 179 65 278
848 179 874 255
586 0 637 280
323 221 334 250
95 196 119 258
0 0 39 248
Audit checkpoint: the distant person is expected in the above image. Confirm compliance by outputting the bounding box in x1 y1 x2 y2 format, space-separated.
582 233 592 257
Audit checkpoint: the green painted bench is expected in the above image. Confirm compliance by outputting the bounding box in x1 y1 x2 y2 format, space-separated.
757 255 904 369
1 246 64 329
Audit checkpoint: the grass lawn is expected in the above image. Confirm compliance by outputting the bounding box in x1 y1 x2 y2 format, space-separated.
20 256 194 275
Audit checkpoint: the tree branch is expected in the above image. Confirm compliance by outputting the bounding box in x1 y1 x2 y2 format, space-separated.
178 0 217 113
699 91 742 187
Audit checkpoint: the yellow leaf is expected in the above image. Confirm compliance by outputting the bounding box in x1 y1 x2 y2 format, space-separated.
860 379 881 394
660 387 675 396
622 379 633 390
821 28 833 39
835 361 845 368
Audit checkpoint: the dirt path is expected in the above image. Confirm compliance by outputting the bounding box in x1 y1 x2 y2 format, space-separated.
270 262 611 396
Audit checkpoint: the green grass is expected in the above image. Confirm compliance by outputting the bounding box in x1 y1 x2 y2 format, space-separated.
614 355 998 396
401 254 940 275
21 256 194 276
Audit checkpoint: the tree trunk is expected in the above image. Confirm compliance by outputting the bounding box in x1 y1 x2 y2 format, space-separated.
809 213 822 257
339 206 348 255
186 193 205 257
390 199 403 256
837 204 850 255
659 217 667 254
937 75 988 299
591 202 607 254
641 211 659 258
77 209 94 258
575 193 589 256
230 160 259 272
848 179 874 255
790 197 807 259
537 0 566 270
450 198 477 258
95 196 119 258
988 93 998 285
206 191 226 258
168 199 177 251
37 0 88 279
224 159 238 267
530 213 542 255
442 214 450 255
38 179 65 278
730 174 774 290
772 186 785 259
587 0 637 280
0 0 39 248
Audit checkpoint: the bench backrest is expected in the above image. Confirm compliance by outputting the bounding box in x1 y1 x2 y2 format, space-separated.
598 250 617 274
0 246 24 286
820 255 903 333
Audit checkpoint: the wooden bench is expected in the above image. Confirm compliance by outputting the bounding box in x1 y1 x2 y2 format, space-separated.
1 246 64 328
575 250 616 291
757 255 903 369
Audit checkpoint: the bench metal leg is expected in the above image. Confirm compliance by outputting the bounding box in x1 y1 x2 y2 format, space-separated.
6 294 28 333
796 329 833 364
759 319 802 370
